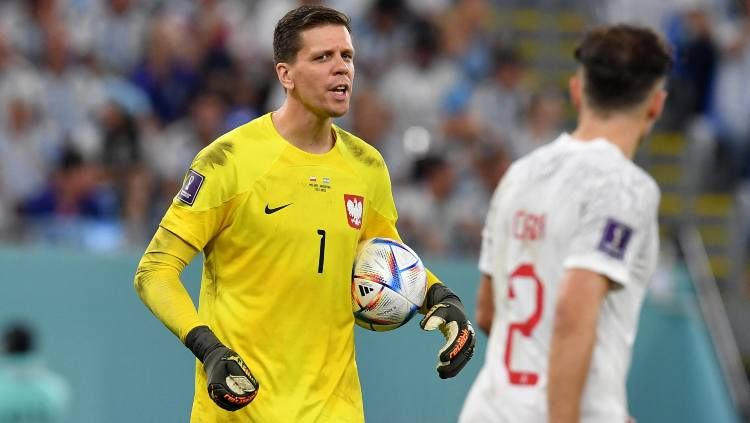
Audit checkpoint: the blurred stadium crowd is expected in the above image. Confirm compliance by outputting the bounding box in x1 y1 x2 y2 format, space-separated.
0 0 748 258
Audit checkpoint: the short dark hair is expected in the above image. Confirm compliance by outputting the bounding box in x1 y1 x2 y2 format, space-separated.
492 46 522 71
413 155 448 181
273 5 351 64
574 24 673 112
4 323 34 355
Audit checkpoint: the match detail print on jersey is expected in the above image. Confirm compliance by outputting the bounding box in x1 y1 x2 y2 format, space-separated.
177 169 205 206
598 218 633 260
344 194 364 229
309 176 332 193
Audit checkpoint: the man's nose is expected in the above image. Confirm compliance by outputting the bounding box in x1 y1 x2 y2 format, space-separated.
332 55 351 76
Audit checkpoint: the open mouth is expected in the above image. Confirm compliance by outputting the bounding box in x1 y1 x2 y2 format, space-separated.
330 84 349 97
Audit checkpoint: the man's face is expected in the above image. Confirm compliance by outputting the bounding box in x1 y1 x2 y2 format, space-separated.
287 25 355 118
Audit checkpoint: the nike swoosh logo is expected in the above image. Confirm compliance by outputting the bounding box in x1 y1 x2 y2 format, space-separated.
264 203 292 214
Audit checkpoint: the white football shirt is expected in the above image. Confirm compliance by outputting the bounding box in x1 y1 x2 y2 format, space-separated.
460 134 660 423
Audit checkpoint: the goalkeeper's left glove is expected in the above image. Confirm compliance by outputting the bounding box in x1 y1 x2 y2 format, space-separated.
420 283 476 379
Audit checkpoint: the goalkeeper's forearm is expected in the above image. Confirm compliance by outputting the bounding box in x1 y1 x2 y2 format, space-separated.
133 226 204 342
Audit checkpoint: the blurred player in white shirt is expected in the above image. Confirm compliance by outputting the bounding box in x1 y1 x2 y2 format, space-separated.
459 25 673 423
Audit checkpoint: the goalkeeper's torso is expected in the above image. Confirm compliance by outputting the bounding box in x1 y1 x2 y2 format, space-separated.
160 113 398 422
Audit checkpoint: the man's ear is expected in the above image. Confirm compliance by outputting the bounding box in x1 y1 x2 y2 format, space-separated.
276 62 294 91
647 88 667 121
569 74 582 111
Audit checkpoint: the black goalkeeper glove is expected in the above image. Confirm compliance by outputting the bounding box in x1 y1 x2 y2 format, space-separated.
420 284 476 379
185 326 259 411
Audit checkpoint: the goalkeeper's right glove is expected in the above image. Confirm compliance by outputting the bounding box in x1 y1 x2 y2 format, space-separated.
185 326 259 411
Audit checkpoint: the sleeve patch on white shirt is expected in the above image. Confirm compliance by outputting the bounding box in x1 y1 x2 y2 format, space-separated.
597 218 632 260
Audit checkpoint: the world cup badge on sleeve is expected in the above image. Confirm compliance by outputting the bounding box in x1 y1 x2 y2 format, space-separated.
177 169 205 206
344 194 364 229
598 218 633 260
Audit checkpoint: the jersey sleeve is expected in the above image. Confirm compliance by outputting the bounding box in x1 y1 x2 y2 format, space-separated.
134 226 204 342
563 174 659 287
159 140 242 251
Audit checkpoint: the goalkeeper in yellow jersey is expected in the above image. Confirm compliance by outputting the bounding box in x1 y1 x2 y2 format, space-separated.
133 5 475 422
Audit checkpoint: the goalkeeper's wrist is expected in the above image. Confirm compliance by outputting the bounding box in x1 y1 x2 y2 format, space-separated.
185 325 224 363
425 283 465 312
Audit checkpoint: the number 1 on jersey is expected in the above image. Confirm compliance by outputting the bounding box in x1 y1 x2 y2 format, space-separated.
504 264 544 386
317 229 326 273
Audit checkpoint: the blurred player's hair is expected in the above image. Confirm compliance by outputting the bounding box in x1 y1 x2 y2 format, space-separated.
273 5 351 64
574 24 672 112
3 323 34 355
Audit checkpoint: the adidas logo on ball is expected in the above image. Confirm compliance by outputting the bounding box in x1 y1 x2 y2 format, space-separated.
358 285 374 296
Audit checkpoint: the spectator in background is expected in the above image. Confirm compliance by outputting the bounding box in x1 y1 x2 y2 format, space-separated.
350 84 393 151
396 155 463 257
39 23 105 157
439 0 493 81
100 100 140 177
98 98 152 246
466 46 529 154
452 144 510 255
511 90 566 158
0 323 70 423
352 0 412 82
91 0 148 74
222 1 271 69
0 94 57 225
189 0 235 92
662 1 718 130
145 90 227 208
0 22 37 101
597 0 719 29
406 0 451 18
678 4 718 117
0 27 56 205
248 0 307 61
130 15 200 126
712 0 750 183
378 19 460 180
4 0 58 64
0 26 48 238
18 145 116 221
222 69 265 132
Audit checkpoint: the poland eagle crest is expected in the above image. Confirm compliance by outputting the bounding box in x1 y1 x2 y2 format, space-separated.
344 194 364 229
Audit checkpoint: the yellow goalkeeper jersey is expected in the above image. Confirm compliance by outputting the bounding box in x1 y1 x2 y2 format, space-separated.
160 113 429 422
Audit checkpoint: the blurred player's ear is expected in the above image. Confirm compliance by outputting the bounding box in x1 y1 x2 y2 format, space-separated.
646 86 667 121
569 74 582 111
640 86 667 139
276 62 294 91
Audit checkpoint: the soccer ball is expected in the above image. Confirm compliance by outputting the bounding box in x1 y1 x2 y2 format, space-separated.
351 238 427 331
